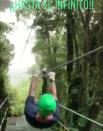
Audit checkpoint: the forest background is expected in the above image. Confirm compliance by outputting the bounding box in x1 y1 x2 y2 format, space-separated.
0 0 103 130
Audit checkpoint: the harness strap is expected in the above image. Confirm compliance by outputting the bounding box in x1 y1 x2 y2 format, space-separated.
42 71 47 94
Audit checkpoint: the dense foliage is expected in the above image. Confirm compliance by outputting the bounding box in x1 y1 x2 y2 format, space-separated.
7 79 29 116
24 0 103 131
0 21 14 101
0 0 103 131
0 21 14 126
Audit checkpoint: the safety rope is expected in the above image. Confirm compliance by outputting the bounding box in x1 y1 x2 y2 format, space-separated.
0 108 8 130
57 120 69 131
0 97 8 110
59 104 103 128
0 98 8 130
41 45 103 129
48 45 103 72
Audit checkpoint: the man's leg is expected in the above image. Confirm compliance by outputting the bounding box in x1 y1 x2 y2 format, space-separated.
47 82 58 100
47 72 60 120
47 72 58 100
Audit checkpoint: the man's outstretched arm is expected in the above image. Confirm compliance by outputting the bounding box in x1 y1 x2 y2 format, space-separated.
28 76 38 96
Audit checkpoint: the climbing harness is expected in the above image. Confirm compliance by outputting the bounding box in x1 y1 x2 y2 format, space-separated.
42 69 47 94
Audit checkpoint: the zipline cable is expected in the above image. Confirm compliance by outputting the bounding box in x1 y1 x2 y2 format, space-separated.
20 28 33 58
20 0 44 59
48 45 103 72
59 104 103 128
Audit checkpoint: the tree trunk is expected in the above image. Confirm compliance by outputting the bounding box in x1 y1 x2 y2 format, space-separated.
96 11 103 106
65 10 74 126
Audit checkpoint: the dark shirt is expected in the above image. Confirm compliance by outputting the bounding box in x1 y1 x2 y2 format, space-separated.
24 96 60 129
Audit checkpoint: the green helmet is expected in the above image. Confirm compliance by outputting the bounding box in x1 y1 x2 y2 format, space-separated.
38 94 56 117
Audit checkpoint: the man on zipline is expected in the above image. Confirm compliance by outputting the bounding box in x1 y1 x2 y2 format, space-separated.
24 72 60 129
